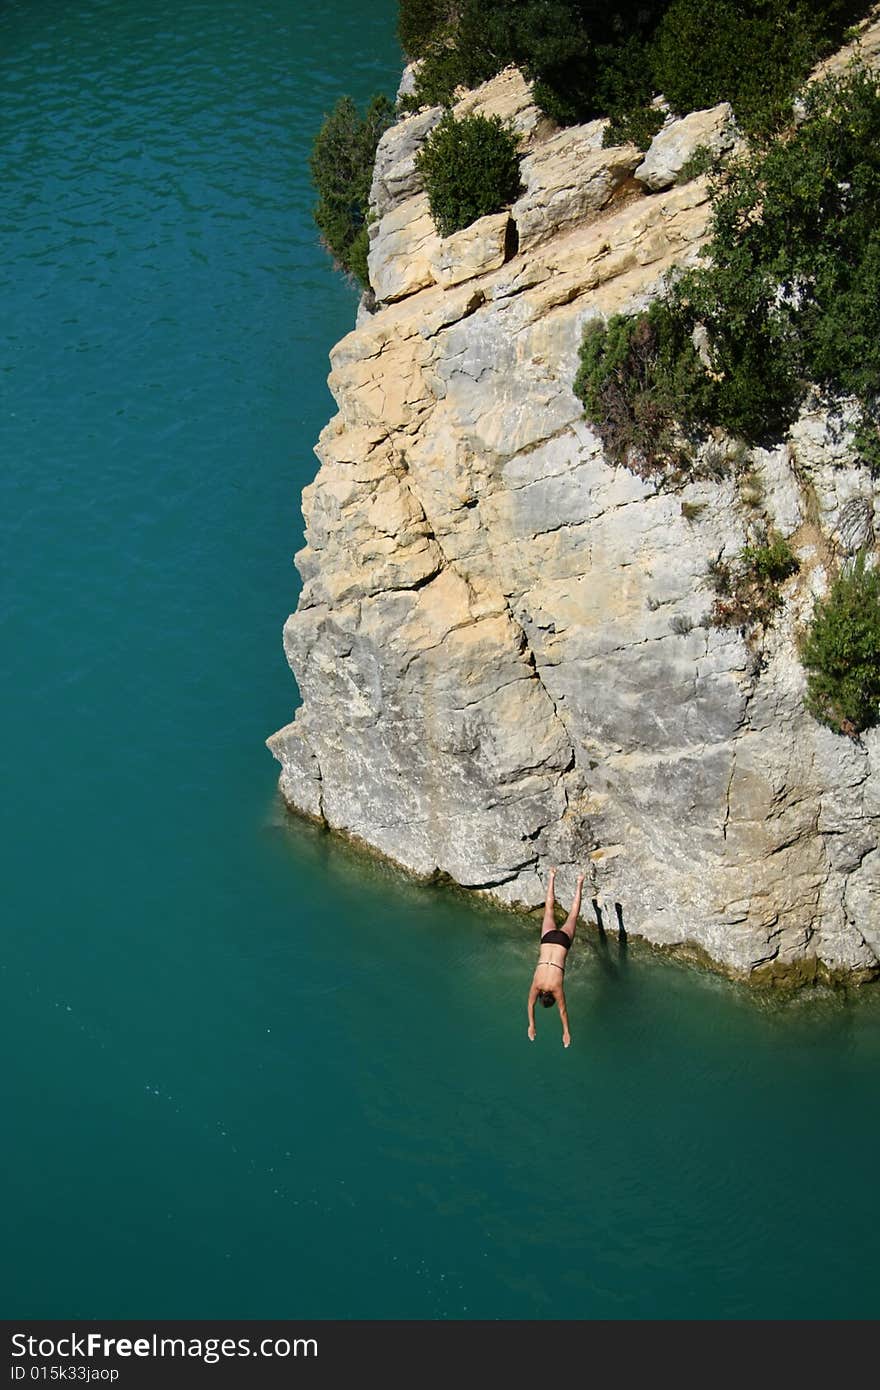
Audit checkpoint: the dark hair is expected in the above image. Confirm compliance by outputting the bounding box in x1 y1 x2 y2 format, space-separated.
539 991 555 1008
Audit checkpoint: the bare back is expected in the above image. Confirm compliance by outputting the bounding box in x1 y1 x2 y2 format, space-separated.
532 939 569 994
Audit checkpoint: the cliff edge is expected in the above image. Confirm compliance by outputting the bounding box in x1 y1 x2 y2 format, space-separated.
270 28 880 985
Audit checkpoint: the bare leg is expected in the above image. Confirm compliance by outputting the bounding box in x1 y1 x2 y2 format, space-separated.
540 866 557 935
561 872 585 943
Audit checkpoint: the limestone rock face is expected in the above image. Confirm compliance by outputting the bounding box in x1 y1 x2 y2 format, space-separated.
271 57 880 985
427 212 509 289
512 125 641 251
451 66 545 146
635 103 739 191
366 192 438 303
369 105 444 219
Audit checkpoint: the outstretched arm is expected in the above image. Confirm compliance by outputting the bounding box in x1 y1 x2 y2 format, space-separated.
527 984 539 1041
558 992 571 1049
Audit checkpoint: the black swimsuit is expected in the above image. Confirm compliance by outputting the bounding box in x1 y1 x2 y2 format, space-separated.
540 929 572 950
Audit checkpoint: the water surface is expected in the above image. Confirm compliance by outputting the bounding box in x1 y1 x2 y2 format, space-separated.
2 0 878 1320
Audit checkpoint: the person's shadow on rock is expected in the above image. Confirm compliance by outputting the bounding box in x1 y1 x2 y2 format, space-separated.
589 897 629 984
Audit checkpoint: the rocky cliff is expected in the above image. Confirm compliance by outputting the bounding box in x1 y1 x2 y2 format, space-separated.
269 23 880 985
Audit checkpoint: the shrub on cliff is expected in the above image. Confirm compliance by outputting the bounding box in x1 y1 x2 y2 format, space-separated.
667 65 880 437
481 1 595 126
405 40 476 109
416 111 521 237
573 303 712 479
652 0 811 134
310 94 394 288
602 103 664 152
577 66 880 466
399 2 871 132
802 554 880 736
708 534 799 629
853 411 880 476
403 0 663 125
398 0 457 59
653 0 872 133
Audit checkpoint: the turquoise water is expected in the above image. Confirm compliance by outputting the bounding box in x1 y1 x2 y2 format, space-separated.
2 0 879 1321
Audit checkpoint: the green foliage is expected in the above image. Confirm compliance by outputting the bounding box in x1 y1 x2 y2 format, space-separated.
416 111 521 237
665 66 880 440
802 553 880 734
398 2 872 131
407 2 590 115
403 1 664 124
345 226 371 291
588 30 662 124
580 65 880 458
602 104 664 152
494 5 661 127
708 534 799 629
652 0 822 135
396 91 422 117
454 2 617 123
572 303 714 480
853 411 880 476
310 94 394 288
741 535 799 584
675 142 720 184
398 0 457 59
409 31 477 108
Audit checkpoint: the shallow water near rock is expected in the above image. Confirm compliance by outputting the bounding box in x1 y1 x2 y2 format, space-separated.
2 0 879 1320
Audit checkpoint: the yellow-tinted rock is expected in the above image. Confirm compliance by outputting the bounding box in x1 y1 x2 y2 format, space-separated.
270 56 880 984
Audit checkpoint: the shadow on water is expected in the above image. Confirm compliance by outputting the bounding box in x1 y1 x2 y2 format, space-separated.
585 896 629 985
269 802 880 1018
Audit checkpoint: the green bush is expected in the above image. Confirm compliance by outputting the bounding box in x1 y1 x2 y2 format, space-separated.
398 2 872 130
740 535 799 584
666 66 880 440
310 94 394 288
802 553 880 734
457 2 608 122
407 1 595 115
582 65 880 461
652 0 820 135
853 411 880 476
675 142 721 183
708 534 799 629
573 303 713 479
398 0 456 59
402 1 664 125
482 2 626 126
409 37 477 109
345 226 371 291
589 29 662 123
416 111 521 237
602 104 664 151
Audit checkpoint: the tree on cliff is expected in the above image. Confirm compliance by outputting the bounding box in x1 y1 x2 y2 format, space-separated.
416 111 521 236
576 66 880 453
802 555 880 736
310 94 394 289
398 0 872 135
